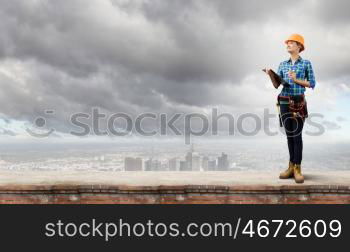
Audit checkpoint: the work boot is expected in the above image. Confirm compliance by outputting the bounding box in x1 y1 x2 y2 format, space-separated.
279 161 294 179
293 164 304 184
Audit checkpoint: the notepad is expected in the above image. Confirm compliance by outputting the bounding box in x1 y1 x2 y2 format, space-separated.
263 69 291 89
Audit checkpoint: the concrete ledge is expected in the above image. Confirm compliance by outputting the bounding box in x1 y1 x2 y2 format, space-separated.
0 171 350 204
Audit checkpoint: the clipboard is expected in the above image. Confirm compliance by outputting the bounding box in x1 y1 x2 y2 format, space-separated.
263 69 291 89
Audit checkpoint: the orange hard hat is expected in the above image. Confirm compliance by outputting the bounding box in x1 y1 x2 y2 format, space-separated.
285 34 305 52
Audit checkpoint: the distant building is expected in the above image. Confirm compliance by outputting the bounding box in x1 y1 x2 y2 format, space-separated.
217 152 229 171
169 158 180 171
179 160 190 171
185 152 192 170
208 160 217 171
145 159 162 171
160 162 168 171
202 156 209 171
145 159 152 171
184 144 200 171
124 157 143 171
192 154 200 171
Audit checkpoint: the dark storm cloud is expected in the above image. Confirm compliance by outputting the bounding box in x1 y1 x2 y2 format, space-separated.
0 0 349 134
1 0 305 83
0 0 255 118
0 0 240 82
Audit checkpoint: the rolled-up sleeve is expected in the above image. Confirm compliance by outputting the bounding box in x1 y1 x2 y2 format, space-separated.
306 60 316 89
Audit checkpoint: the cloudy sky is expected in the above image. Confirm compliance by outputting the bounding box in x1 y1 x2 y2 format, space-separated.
0 0 349 144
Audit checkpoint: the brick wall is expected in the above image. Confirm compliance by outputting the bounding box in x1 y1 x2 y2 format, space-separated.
1 184 350 204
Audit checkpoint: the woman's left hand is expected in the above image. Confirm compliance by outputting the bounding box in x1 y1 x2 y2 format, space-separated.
288 71 297 82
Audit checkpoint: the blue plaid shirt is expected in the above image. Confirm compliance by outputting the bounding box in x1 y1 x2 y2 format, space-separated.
277 56 316 96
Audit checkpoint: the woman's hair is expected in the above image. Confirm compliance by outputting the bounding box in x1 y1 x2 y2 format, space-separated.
296 42 304 52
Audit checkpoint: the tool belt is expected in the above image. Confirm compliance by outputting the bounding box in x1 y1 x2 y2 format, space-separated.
276 94 308 127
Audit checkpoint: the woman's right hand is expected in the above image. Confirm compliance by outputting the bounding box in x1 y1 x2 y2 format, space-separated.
263 68 271 74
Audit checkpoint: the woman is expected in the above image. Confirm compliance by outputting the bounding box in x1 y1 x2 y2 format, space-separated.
265 34 316 184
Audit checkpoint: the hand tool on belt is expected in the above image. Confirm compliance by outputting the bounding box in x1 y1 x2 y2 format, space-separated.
276 94 308 127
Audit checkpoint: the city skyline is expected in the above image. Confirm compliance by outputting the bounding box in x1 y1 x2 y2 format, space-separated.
124 144 231 171
1 139 349 172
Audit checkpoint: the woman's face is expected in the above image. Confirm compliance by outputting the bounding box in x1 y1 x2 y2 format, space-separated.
286 41 300 53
